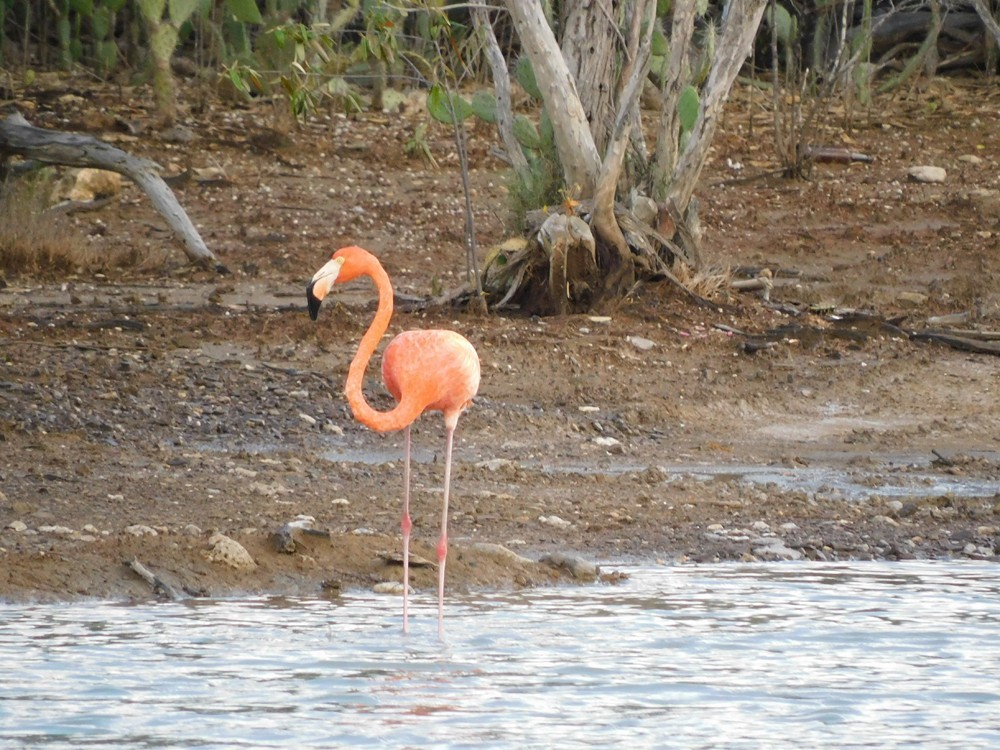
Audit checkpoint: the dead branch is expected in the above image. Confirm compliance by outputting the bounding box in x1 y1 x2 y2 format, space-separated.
126 557 184 600
0 110 225 272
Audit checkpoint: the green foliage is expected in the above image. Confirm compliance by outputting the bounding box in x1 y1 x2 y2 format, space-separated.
515 56 542 101
512 114 541 150
765 4 797 46
470 90 497 124
427 83 472 124
677 85 700 133
225 0 262 25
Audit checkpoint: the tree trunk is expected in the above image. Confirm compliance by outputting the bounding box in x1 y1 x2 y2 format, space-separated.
560 1 620 155
504 0 601 195
663 0 769 217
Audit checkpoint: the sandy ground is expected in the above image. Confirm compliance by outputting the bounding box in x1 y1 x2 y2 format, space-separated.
1 74 998 604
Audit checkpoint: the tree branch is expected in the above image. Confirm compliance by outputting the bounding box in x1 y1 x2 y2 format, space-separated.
472 6 530 178
0 111 224 271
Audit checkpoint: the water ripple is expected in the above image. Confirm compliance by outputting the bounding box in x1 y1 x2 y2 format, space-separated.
1 561 998 748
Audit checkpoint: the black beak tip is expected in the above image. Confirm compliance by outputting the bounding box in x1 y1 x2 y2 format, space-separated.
306 283 321 321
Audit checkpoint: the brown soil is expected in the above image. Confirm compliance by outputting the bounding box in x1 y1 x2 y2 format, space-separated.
1 75 999 604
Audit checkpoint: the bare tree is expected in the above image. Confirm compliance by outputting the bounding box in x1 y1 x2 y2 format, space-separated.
476 0 768 313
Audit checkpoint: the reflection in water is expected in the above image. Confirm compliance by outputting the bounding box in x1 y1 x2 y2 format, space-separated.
2 561 998 748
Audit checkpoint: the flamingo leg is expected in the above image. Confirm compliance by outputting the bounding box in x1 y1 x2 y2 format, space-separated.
436 424 456 640
401 424 412 634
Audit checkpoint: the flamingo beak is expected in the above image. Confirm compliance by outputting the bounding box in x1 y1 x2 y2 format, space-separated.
306 256 345 321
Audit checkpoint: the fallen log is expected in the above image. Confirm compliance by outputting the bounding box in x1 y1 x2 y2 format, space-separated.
0 110 225 272
909 331 1000 355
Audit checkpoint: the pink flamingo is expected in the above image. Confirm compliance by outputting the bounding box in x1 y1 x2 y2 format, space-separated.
307 246 480 638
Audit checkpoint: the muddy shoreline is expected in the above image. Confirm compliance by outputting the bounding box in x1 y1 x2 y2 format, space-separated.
2 76 999 602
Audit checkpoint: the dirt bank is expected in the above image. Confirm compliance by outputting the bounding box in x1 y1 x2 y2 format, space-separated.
1 76 998 603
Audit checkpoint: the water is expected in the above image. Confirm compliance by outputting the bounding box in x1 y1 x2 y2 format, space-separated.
2 562 999 749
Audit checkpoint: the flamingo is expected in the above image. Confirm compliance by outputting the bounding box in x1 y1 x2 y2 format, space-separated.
306 246 480 638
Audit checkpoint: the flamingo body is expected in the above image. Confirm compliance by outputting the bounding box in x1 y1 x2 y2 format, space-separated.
307 246 479 638
382 330 479 428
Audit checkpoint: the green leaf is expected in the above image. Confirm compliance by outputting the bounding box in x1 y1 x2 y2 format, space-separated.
470 90 497 124
150 22 179 61
136 0 165 22
168 0 198 24
677 85 699 133
766 4 796 45
224 0 261 25
515 56 542 100
512 114 541 150
92 6 111 39
69 0 93 18
651 25 667 57
539 110 554 150
427 84 472 124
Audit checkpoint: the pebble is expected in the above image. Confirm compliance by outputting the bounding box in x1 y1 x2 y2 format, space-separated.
907 165 946 183
5 520 28 532
753 537 803 560
538 552 598 581
477 458 514 471
471 542 535 566
125 524 158 537
323 421 344 435
183 524 203 536
206 533 257 570
626 335 655 351
38 525 76 536
298 413 317 426
373 581 407 595
958 154 983 165
593 436 621 449
538 515 572 529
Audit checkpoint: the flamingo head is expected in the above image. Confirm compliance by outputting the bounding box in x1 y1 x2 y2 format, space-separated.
306 246 375 320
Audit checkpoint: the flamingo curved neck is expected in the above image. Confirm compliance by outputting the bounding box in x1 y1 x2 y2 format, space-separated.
345 258 421 433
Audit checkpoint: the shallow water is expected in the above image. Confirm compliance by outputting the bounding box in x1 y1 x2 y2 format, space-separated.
2 562 999 748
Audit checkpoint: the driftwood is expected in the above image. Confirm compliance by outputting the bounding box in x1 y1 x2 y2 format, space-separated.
0 110 224 271
126 557 184 601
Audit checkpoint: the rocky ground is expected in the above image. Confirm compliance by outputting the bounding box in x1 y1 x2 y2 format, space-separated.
1 74 998 604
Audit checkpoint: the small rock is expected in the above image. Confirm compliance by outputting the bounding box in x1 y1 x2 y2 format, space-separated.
323 421 344 435
539 552 598 581
5 520 28 532
298 413 317 426
897 291 928 307
538 515 572 529
38 525 76 536
125 524 158 537
183 524 203 536
471 542 535 566
907 165 946 184
958 154 983 165
234 467 258 478
752 520 770 532
206 533 257 570
753 537 803 560
477 458 514 471
373 581 408 595
588 316 612 325
578 405 600 413
626 335 655 351
593 436 622 453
